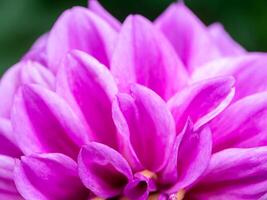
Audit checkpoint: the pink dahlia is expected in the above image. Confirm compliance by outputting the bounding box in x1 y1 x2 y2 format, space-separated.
1 1 267 200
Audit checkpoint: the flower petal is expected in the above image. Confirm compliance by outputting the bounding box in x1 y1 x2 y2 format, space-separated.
155 3 221 72
14 153 88 200
168 76 235 133
0 155 23 200
0 118 22 157
78 142 132 198
160 122 212 192
11 84 89 159
57 50 118 149
0 61 55 118
111 15 188 100
88 0 121 31
211 92 267 152
208 23 246 56
192 54 267 101
47 6 117 72
189 147 267 199
113 84 176 172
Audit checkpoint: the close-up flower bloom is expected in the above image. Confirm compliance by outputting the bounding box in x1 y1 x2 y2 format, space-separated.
1 0 267 199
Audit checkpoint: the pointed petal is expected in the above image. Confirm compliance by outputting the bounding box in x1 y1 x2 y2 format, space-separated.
190 147 267 199
88 0 121 31
113 85 176 172
160 122 212 192
11 84 89 159
0 155 23 200
57 50 118 149
168 76 235 133
14 153 88 200
0 118 22 157
111 15 188 100
208 23 246 56
47 6 117 72
211 92 267 152
155 3 221 72
78 143 132 198
0 65 21 118
22 33 48 66
192 54 267 101
0 61 55 118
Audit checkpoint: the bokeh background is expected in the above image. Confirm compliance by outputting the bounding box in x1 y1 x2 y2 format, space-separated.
1 0 267 75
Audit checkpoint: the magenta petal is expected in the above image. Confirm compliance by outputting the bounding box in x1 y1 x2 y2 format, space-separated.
161 122 212 193
192 54 267 101
11 84 89 159
47 6 117 72
88 0 121 31
0 61 55 118
0 118 22 157
190 147 267 199
14 153 88 200
78 142 132 198
155 3 220 72
57 50 118 149
212 92 267 152
113 85 176 172
208 23 246 56
22 33 48 66
111 15 188 100
0 155 23 200
168 76 235 133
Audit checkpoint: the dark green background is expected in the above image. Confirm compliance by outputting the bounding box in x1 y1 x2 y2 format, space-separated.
1 0 266 75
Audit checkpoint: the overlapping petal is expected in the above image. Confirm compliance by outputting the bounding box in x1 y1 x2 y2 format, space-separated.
0 118 22 157
155 2 221 72
57 50 118 149
111 15 188 100
78 142 132 198
168 76 235 133
189 147 267 199
113 84 176 172
11 84 89 158
14 153 88 200
211 92 267 152
0 155 23 200
192 54 267 101
47 6 117 72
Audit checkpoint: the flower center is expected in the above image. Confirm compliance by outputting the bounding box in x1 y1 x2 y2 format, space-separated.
139 169 158 180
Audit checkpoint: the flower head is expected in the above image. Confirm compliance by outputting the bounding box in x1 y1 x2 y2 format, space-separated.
1 0 267 199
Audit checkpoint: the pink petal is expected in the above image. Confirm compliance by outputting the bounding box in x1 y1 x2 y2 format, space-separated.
160 122 212 193
111 15 188 100
56 50 118 149
155 3 221 72
0 155 23 200
88 0 121 31
113 84 176 172
0 61 55 118
78 142 132 198
11 84 89 159
14 153 88 200
189 147 267 199
47 6 117 72
168 76 235 133
192 54 267 101
0 118 22 157
211 92 267 152
208 23 246 56
22 33 48 66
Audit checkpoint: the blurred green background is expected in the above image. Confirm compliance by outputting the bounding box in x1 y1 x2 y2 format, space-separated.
1 0 267 75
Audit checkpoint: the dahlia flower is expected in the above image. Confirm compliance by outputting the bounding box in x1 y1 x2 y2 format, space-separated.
1 0 267 199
